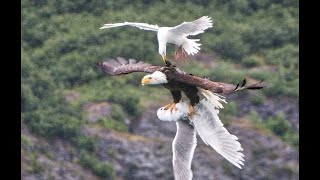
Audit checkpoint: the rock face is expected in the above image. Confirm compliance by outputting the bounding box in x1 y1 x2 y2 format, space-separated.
132 105 299 180
21 122 100 180
22 98 299 180
229 94 299 132
83 102 112 123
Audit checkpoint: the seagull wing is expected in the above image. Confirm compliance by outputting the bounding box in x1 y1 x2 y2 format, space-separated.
191 100 245 169
172 120 197 180
100 22 159 31
169 16 213 36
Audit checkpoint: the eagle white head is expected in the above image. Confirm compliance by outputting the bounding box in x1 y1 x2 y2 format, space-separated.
141 71 168 85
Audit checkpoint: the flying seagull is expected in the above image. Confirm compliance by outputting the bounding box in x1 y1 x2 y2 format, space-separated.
99 16 213 63
157 98 245 180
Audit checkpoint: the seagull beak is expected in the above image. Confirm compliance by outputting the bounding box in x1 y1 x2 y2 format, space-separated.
141 77 151 86
162 54 167 63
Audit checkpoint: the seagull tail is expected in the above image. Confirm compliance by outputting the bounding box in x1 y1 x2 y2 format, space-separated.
182 39 201 56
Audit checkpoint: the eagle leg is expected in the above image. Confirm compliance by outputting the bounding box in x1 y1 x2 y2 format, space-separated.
164 103 178 112
163 103 172 109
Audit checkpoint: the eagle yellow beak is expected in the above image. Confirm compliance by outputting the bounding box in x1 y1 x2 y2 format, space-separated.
162 54 167 63
141 77 151 86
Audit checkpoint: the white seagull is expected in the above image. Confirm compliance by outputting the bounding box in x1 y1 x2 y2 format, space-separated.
157 97 244 180
99 16 213 63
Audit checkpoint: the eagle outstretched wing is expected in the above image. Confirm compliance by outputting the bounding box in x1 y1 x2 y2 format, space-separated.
97 57 161 75
97 58 266 95
164 68 266 95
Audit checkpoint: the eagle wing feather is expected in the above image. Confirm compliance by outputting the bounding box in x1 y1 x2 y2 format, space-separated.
97 58 266 94
97 57 161 75
164 68 266 95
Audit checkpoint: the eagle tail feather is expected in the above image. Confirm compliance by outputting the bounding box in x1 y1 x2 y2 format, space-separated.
197 87 227 109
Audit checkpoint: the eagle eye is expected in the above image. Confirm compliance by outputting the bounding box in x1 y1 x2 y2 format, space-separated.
148 77 152 79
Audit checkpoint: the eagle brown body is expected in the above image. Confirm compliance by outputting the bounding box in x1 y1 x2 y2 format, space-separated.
154 61 200 107
162 79 200 106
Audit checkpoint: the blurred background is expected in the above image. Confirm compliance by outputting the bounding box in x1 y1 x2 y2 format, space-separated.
21 0 298 179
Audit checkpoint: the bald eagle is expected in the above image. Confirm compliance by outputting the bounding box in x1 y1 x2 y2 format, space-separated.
97 57 265 116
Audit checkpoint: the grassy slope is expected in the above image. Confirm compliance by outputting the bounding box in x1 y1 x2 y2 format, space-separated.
21 0 298 178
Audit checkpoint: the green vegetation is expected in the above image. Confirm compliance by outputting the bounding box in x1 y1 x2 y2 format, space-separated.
220 101 239 126
29 153 44 174
247 111 298 150
242 55 264 68
21 134 33 148
22 0 298 176
265 113 299 149
249 93 266 106
208 62 247 83
79 151 115 179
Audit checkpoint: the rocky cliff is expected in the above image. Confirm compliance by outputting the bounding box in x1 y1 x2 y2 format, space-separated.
21 95 298 180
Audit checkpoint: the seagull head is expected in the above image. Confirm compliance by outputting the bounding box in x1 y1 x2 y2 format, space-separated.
141 71 168 85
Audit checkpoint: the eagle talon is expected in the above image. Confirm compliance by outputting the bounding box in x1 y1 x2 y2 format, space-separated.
164 103 178 112
163 103 172 110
